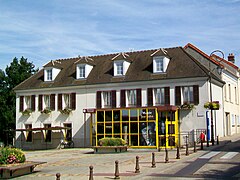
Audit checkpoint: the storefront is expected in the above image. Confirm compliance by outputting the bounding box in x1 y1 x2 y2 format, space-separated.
93 106 179 149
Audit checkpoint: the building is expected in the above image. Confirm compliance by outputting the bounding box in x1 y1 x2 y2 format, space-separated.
14 46 225 150
185 43 240 137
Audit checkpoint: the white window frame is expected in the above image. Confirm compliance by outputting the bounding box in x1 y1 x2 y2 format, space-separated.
102 91 112 108
24 96 31 110
43 95 50 109
46 69 53 81
127 89 136 107
79 64 86 78
63 94 70 109
116 61 124 76
182 86 193 104
153 88 165 105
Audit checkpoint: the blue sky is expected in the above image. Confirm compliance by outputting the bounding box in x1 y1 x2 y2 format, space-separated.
0 0 240 70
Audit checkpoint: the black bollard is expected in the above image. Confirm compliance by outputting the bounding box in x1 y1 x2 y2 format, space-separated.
114 160 120 179
176 146 180 159
193 141 197 153
186 144 189 156
200 140 203 150
151 152 156 168
135 156 140 173
217 136 219 145
89 165 93 180
207 139 209 147
56 173 61 180
165 148 169 163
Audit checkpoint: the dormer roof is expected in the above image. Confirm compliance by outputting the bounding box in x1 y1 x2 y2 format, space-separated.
111 52 132 62
74 56 96 66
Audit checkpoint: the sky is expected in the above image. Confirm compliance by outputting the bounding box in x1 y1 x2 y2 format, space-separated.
0 0 240 70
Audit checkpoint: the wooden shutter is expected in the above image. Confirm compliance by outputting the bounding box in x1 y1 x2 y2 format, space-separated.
136 89 142 107
96 91 101 109
31 95 35 111
50 94 55 110
147 88 153 106
58 94 62 111
175 86 181 106
38 95 43 111
111 90 116 108
71 93 76 110
120 90 126 108
193 85 199 105
20 96 24 112
164 87 170 105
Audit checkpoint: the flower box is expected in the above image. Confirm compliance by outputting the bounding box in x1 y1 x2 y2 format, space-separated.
204 101 220 110
180 102 194 110
41 108 51 115
22 109 32 116
60 108 72 115
93 146 128 154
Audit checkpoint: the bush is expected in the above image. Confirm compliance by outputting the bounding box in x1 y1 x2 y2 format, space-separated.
99 138 126 146
0 147 26 164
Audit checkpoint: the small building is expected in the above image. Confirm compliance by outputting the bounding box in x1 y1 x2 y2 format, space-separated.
14 46 225 150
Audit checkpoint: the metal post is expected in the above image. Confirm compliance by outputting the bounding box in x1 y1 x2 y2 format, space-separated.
217 135 219 145
176 146 180 159
165 148 169 163
135 156 140 173
89 165 93 180
151 152 156 168
193 141 197 153
201 140 203 150
56 173 61 180
114 160 120 179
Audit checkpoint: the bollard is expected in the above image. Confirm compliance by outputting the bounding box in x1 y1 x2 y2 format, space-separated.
135 156 140 173
165 148 169 163
217 136 219 145
89 165 93 180
186 144 189 156
56 173 61 180
176 146 180 159
200 140 203 150
207 140 209 147
151 152 156 168
193 141 197 153
114 160 120 179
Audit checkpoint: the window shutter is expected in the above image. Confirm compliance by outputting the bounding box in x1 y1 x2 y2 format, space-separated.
136 89 142 107
58 94 62 111
120 90 126 107
96 91 101 109
164 87 170 105
50 94 55 110
20 96 24 112
175 86 181 106
38 95 43 111
147 88 153 106
31 95 35 111
193 85 199 105
71 93 76 110
111 90 116 108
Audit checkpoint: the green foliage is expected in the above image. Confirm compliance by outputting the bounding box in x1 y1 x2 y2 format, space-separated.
22 108 32 116
60 108 72 115
41 108 51 115
0 147 26 164
99 138 126 146
0 57 38 145
204 101 220 110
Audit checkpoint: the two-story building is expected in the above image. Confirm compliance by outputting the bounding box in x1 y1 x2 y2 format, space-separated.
14 46 225 150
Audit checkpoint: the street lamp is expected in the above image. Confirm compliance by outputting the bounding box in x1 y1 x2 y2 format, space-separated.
209 50 224 146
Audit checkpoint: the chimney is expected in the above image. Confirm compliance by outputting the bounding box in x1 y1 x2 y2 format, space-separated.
228 53 235 64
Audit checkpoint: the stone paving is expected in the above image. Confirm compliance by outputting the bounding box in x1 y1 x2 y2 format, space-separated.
14 134 240 180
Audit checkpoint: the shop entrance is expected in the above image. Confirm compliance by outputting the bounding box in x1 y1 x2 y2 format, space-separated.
94 107 178 149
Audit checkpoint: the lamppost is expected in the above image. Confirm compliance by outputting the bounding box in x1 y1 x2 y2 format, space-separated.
209 50 224 146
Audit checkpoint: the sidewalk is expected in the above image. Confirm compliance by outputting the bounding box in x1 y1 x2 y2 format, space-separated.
15 134 240 180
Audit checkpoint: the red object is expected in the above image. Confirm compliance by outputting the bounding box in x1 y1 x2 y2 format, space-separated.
200 132 205 142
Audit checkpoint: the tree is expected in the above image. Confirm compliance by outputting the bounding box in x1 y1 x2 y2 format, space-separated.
0 57 38 145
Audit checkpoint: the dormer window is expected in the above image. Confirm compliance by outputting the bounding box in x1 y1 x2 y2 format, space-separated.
76 64 93 79
112 53 132 77
44 67 61 82
153 56 170 73
79 64 86 78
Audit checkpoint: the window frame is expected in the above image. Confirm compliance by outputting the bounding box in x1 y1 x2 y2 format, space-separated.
182 86 194 104
79 64 86 78
116 61 124 76
46 69 53 81
154 87 165 105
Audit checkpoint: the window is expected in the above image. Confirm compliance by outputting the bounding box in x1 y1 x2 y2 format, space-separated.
103 91 112 108
116 61 123 75
25 124 32 142
182 86 193 103
44 95 50 109
155 58 163 72
46 69 52 81
79 65 86 78
63 94 70 109
25 96 31 109
44 124 51 142
58 93 76 111
127 90 137 107
154 88 165 105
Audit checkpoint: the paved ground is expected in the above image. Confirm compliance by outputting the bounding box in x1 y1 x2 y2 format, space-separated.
14 134 240 180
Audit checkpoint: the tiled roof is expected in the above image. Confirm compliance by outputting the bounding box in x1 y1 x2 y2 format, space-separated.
14 46 216 91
